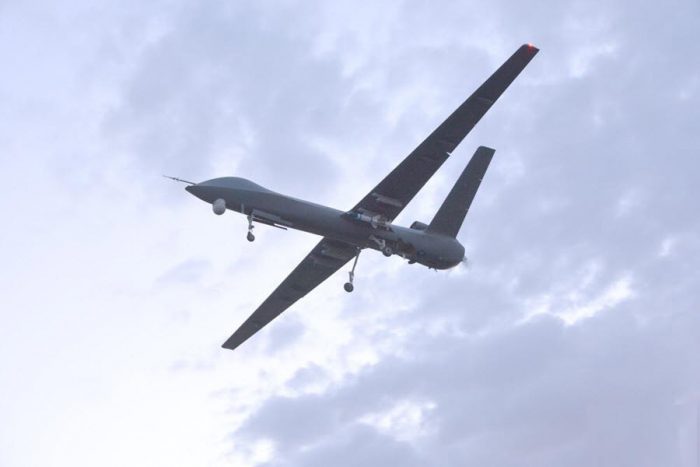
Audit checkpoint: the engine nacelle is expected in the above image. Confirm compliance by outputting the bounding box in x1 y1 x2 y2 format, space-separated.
212 198 226 215
410 221 429 231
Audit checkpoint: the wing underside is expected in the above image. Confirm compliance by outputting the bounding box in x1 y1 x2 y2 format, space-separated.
221 238 357 350
351 44 539 222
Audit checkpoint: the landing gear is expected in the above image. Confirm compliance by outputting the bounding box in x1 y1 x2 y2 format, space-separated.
344 249 361 293
246 214 255 242
369 235 393 257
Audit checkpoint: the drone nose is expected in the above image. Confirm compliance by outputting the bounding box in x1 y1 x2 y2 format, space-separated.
185 184 208 201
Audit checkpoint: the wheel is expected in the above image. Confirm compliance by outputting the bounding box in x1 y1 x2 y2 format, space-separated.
344 282 354 293
246 232 255 242
382 246 393 257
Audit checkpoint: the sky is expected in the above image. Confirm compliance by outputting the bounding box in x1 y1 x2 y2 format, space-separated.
1 0 699 465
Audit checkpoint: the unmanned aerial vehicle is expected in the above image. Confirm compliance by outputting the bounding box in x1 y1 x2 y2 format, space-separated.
168 44 539 350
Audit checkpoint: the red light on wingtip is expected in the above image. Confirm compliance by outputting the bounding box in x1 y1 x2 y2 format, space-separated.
527 43 537 50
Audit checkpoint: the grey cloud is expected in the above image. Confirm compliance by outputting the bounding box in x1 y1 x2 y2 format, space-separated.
262 316 307 354
239 306 697 466
283 425 427 467
156 258 210 285
285 363 329 392
103 1 364 200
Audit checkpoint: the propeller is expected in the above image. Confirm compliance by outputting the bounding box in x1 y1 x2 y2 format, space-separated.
462 255 472 270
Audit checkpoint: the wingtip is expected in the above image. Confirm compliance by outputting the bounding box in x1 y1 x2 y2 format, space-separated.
221 341 237 351
524 43 539 53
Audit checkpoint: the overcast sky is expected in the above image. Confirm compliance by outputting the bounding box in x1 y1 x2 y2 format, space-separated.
1 0 699 466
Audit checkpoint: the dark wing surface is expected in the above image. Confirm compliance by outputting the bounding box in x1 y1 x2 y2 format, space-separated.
222 238 357 350
351 44 539 222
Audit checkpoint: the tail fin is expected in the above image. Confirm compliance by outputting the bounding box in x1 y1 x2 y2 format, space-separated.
427 146 495 237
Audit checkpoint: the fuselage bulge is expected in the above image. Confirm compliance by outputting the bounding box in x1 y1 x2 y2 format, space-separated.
186 177 465 270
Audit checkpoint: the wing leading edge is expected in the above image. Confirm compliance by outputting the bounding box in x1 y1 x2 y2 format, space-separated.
221 44 538 351
350 44 538 222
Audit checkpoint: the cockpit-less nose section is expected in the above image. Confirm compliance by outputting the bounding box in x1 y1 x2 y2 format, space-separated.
168 44 539 351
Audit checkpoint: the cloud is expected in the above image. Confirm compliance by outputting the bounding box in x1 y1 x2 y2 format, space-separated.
156 258 211 285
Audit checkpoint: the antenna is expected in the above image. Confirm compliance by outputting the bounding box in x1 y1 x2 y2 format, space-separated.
163 175 195 185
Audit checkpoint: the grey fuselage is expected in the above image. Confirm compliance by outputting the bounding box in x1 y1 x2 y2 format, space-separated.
186 177 465 270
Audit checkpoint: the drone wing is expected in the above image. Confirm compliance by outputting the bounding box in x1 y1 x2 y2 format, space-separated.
221 238 357 350
350 44 538 222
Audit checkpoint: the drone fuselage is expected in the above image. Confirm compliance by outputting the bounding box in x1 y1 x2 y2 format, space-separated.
186 177 465 270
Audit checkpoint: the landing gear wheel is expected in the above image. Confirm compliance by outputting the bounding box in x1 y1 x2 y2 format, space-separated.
382 246 393 257
344 248 361 292
246 214 255 242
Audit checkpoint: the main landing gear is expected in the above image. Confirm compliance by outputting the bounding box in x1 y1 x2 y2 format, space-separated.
344 249 361 293
369 235 393 257
246 214 255 242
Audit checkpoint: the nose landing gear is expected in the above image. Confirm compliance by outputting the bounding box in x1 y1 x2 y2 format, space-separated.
344 249 361 293
246 214 255 242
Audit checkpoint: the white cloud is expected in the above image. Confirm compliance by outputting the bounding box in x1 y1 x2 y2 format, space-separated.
359 399 437 442
559 276 634 324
